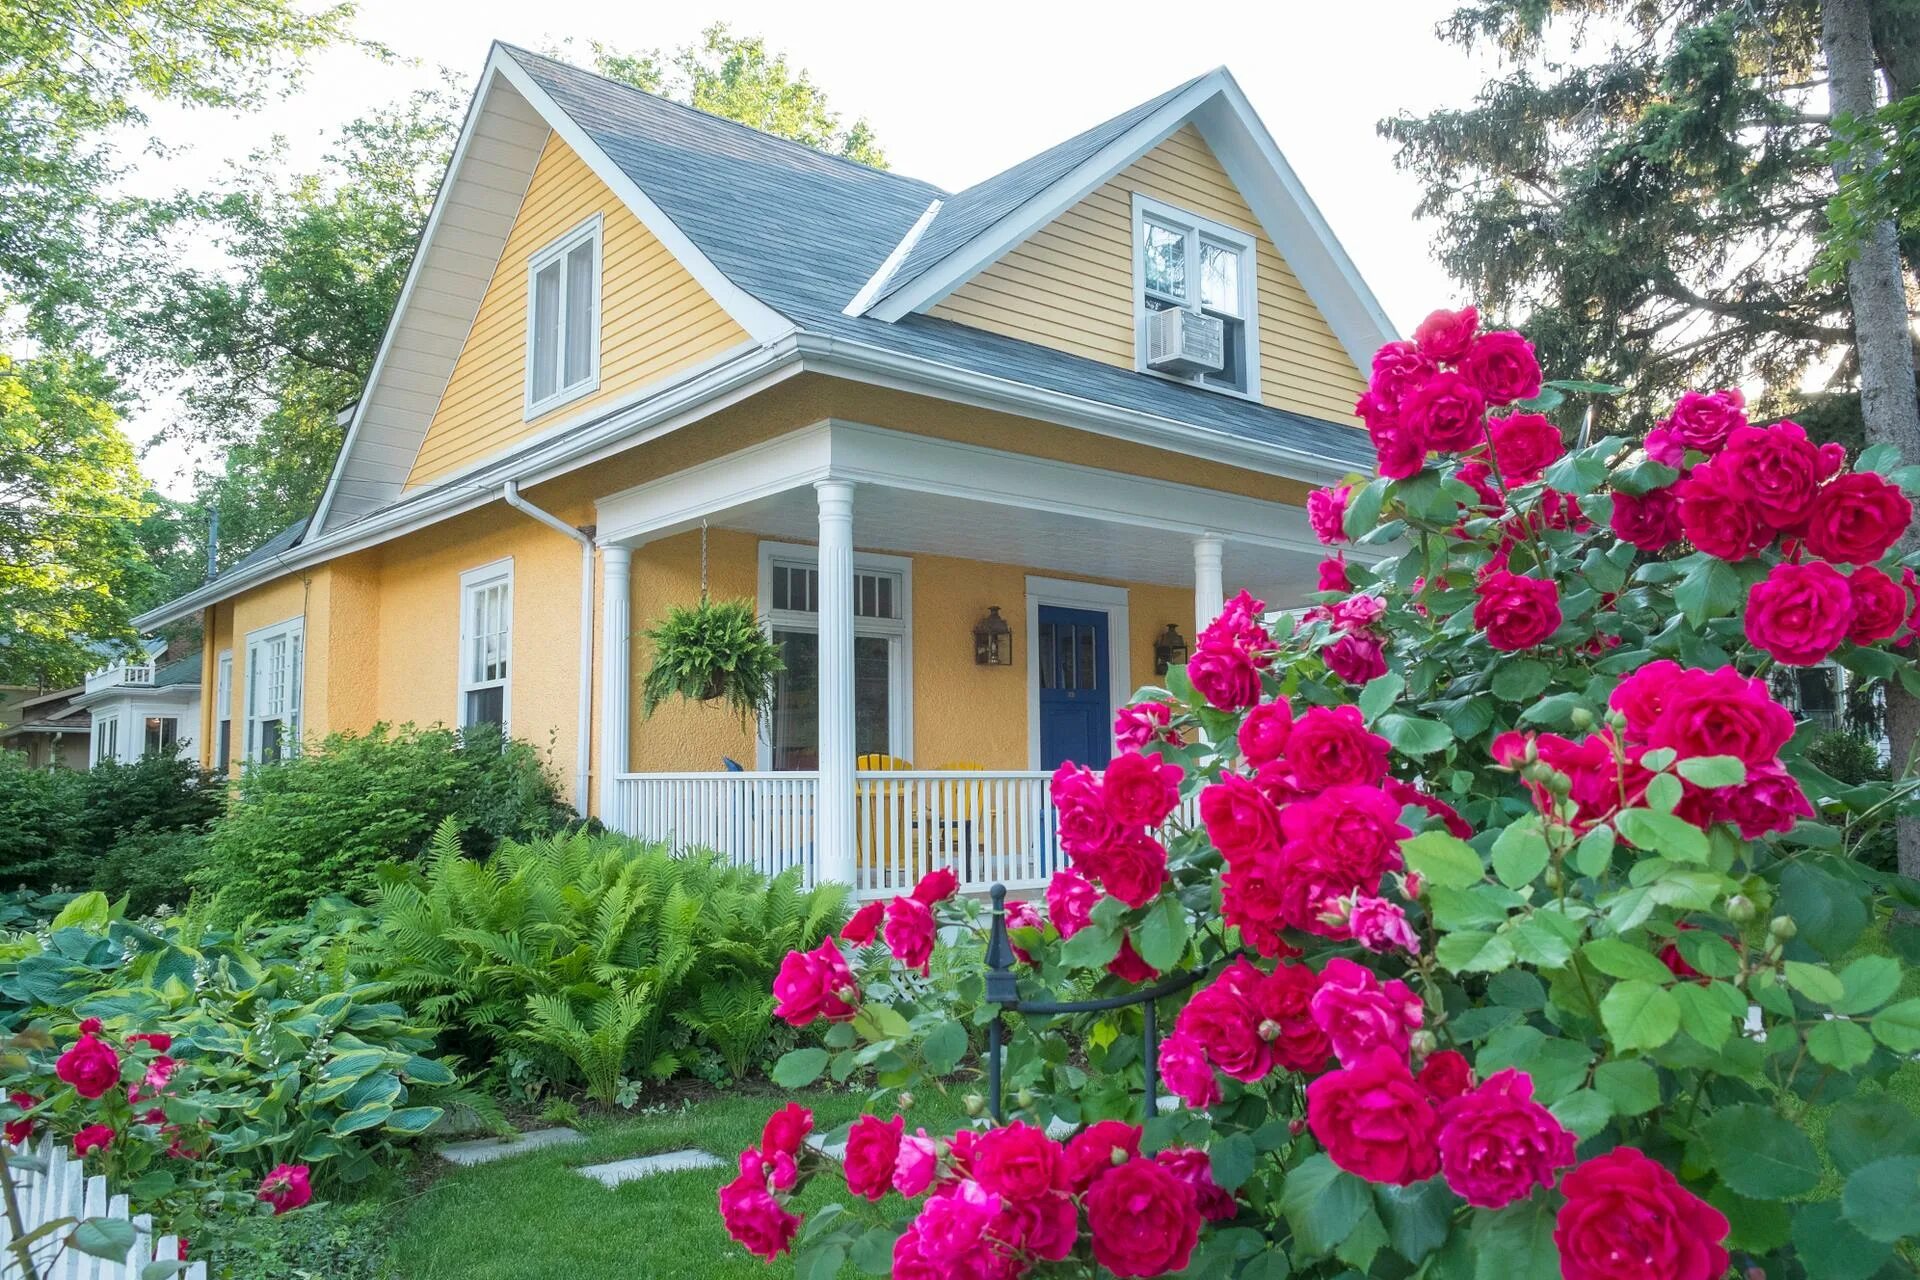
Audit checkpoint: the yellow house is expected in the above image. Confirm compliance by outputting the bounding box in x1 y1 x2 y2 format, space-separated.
136 45 1396 898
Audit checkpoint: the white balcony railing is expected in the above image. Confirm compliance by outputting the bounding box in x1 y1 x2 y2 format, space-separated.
609 768 1200 899
83 663 155 693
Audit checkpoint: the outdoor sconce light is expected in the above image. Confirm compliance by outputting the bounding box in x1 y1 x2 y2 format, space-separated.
973 606 1014 666
1153 623 1189 675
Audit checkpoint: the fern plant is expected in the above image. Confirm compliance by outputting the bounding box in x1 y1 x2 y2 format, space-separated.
366 819 847 1100
639 598 783 724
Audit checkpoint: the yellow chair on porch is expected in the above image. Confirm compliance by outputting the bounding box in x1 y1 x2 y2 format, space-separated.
932 762 991 882
855 754 916 890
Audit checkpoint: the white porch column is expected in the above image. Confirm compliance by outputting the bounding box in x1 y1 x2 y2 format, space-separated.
598 544 632 825
1194 534 1225 634
814 480 858 888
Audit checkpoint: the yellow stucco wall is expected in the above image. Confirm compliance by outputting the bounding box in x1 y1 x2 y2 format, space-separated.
402 133 751 489
928 125 1367 423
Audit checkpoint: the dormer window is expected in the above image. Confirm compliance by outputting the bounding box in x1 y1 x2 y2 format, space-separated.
525 214 602 418
1132 194 1259 398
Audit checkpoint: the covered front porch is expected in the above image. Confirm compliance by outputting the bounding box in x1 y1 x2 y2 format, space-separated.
593 418 1330 898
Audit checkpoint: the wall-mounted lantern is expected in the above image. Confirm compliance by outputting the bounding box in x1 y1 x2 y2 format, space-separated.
973 606 1014 666
1153 623 1189 675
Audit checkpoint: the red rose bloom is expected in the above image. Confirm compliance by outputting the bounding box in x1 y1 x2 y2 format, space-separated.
1188 647 1263 710
1745 560 1853 666
1417 1050 1473 1102
1401 370 1489 452
1653 388 1747 458
1101 750 1184 826
883 896 936 975
55 1034 120 1100
1610 487 1682 552
839 900 885 945
1237 701 1294 766
1367 409 1429 479
1806 471 1913 565
1721 763 1814 839
1324 631 1387 685
1157 1033 1222 1108
1063 1120 1142 1192
1721 422 1824 528
72 1124 113 1157
1848 565 1911 644
1370 342 1438 407
1645 667 1794 765
772 937 858 1026
1200 775 1283 859
843 1114 903 1202
910 867 958 905
971 1121 1060 1201
1413 306 1479 362
717 1172 800 1260
1085 1157 1201 1278
1554 1147 1729 1280
1676 463 1769 560
1112 700 1174 751
760 1102 813 1158
1044 867 1098 938
3 1093 34 1146
1474 570 1561 651
1459 330 1543 406
1609 659 1685 740
1308 484 1352 544
1154 1148 1237 1221
1283 705 1390 791
1176 959 1278 1082
1436 1068 1577 1208
1487 411 1564 482
1317 556 1352 592
1278 784 1407 887
257 1164 313 1216
1305 1048 1441 1185
126 1033 172 1053
1106 933 1159 983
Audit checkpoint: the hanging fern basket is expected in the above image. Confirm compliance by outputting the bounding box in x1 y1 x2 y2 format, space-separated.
639 597 784 725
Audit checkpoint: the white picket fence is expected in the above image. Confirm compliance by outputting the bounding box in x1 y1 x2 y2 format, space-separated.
0 1137 206 1280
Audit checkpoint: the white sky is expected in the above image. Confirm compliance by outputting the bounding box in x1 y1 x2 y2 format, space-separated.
126 0 1498 494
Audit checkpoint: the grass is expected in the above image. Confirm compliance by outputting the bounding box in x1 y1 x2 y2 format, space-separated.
380 1086 967 1280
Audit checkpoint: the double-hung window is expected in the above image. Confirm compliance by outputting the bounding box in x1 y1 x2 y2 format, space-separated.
94 716 119 765
215 650 233 772
1133 194 1259 397
459 560 513 731
245 618 304 764
525 215 602 417
759 544 911 770
143 716 179 757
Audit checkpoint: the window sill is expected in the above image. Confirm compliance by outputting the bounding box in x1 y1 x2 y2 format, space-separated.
1133 363 1264 404
524 377 600 423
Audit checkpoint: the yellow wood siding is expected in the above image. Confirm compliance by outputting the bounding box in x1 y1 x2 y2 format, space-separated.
404 133 751 488
928 125 1365 423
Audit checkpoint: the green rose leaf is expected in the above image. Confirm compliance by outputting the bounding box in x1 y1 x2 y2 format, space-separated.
1279 1153 1372 1258
772 1047 830 1088
1701 1103 1822 1200
1871 998 1920 1053
1782 960 1846 1006
1599 979 1680 1053
1436 930 1516 975
1827 1095 1920 1175
922 1021 968 1075
1373 1178 1459 1264
1208 1132 1258 1191
1791 1201 1891 1280
1359 672 1405 723
1582 938 1675 984
1841 1156 1920 1244
1491 659 1552 702
1134 895 1191 973
1592 1060 1662 1116
1467 1199 1560 1280
1673 555 1743 627
1805 1019 1876 1072
1673 755 1746 788
1060 922 1121 971
1612 808 1709 863
1834 955 1902 1015
1402 831 1484 890
69 1217 135 1261
1378 713 1454 756
1491 818 1551 889
1547 1088 1612 1139
1573 825 1616 878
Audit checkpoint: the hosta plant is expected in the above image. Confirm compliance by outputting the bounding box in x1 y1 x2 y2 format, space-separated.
723 308 1920 1279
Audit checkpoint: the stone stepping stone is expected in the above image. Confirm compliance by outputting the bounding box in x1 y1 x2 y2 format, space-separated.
437 1127 584 1167
577 1149 726 1187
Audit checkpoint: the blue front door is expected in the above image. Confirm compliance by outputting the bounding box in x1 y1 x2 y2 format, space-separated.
1038 605 1111 771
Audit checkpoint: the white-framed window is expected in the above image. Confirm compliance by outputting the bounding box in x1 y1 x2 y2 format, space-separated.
1131 193 1260 398
757 542 913 771
93 716 119 765
459 559 513 732
143 716 179 757
245 617 304 764
524 214 602 418
215 650 234 772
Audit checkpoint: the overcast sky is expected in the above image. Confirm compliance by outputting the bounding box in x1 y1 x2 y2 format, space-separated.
128 0 1502 493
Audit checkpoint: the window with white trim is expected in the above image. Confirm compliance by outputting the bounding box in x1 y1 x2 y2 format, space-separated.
1133 194 1259 397
525 215 602 417
459 560 513 731
760 546 911 770
93 716 118 765
215 650 233 772
143 716 179 757
245 618 304 764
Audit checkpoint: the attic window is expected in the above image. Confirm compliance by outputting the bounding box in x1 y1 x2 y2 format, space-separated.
525 215 602 418
1132 194 1259 398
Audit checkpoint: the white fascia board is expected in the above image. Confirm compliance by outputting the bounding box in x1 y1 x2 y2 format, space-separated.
491 49 794 348
864 73 1227 321
843 199 942 316
594 422 833 545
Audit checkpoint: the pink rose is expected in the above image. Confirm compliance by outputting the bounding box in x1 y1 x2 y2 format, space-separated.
1347 895 1420 954
1112 700 1174 751
1676 462 1769 560
971 1121 1060 1201
1153 1147 1237 1221
839 900 884 945
718 1172 800 1259
1317 556 1352 592
760 1103 813 1158
844 1114 903 1202
1721 422 1824 529
1051 762 1116 854
1044 867 1099 939
1371 340 1440 404
1555 1148 1729 1280
1324 630 1387 684
1418 1050 1473 1102
1654 389 1747 458
1106 933 1159 984
1101 750 1184 826
996 1190 1076 1261
1283 706 1390 791
1309 956 1423 1066
1609 659 1685 740
1459 330 1543 405
1487 411 1563 481
1401 370 1489 452
1610 487 1682 552
772 938 858 1026
913 1179 1001 1262
1237 701 1293 766
1308 484 1352 544
1187 647 1262 710
911 867 958 905
257 1164 313 1216
1062 1121 1142 1192
1437 1068 1577 1208
1645 666 1794 765
55 1034 120 1100
1157 1033 1222 1108
1413 306 1479 362
1806 471 1913 565
72 1124 113 1157
1278 784 1407 887
1367 408 1429 479
1003 899 1042 964
883 896 936 975
1474 570 1561 651
1306 1049 1441 1185
1200 774 1282 858
1085 1158 1201 1277
1721 763 1814 839
1745 560 1853 666
1848 565 1911 644
893 1130 939 1197
1175 960 1277 1083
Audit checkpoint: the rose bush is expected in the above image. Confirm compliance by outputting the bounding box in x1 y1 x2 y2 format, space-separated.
727 308 1920 1278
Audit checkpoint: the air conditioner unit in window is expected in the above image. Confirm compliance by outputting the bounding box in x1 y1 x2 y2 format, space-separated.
1147 307 1225 375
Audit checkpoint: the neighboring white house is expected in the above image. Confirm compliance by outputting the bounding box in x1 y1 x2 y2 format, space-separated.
73 640 203 768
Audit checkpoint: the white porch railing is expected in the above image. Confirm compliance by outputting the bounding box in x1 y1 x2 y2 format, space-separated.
609 769 1200 900
82 663 154 694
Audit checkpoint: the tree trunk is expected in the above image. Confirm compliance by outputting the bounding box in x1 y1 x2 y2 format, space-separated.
1827 0 1920 884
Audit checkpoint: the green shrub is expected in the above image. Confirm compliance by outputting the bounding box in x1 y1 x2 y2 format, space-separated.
0 751 223 894
368 822 847 1103
200 723 569 921
93 825 211 915
0 750 84 888
202 1193 395 1280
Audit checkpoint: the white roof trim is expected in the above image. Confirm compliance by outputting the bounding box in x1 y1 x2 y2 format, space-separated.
309 44 794 539
860 68 1397 371
843 198 942 316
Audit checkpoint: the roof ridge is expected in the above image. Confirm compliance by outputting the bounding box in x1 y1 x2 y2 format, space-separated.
497 43 943 194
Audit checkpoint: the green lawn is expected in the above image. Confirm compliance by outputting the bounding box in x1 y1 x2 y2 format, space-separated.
383 1087 966 1280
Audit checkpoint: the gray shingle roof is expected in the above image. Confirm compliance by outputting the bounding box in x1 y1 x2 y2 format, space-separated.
502 48 1369 469
221 517 308 580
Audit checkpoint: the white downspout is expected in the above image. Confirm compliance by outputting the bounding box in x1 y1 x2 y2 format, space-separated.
502 481 594 815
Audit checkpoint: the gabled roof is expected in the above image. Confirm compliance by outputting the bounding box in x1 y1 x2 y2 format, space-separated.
293 45 1394 545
